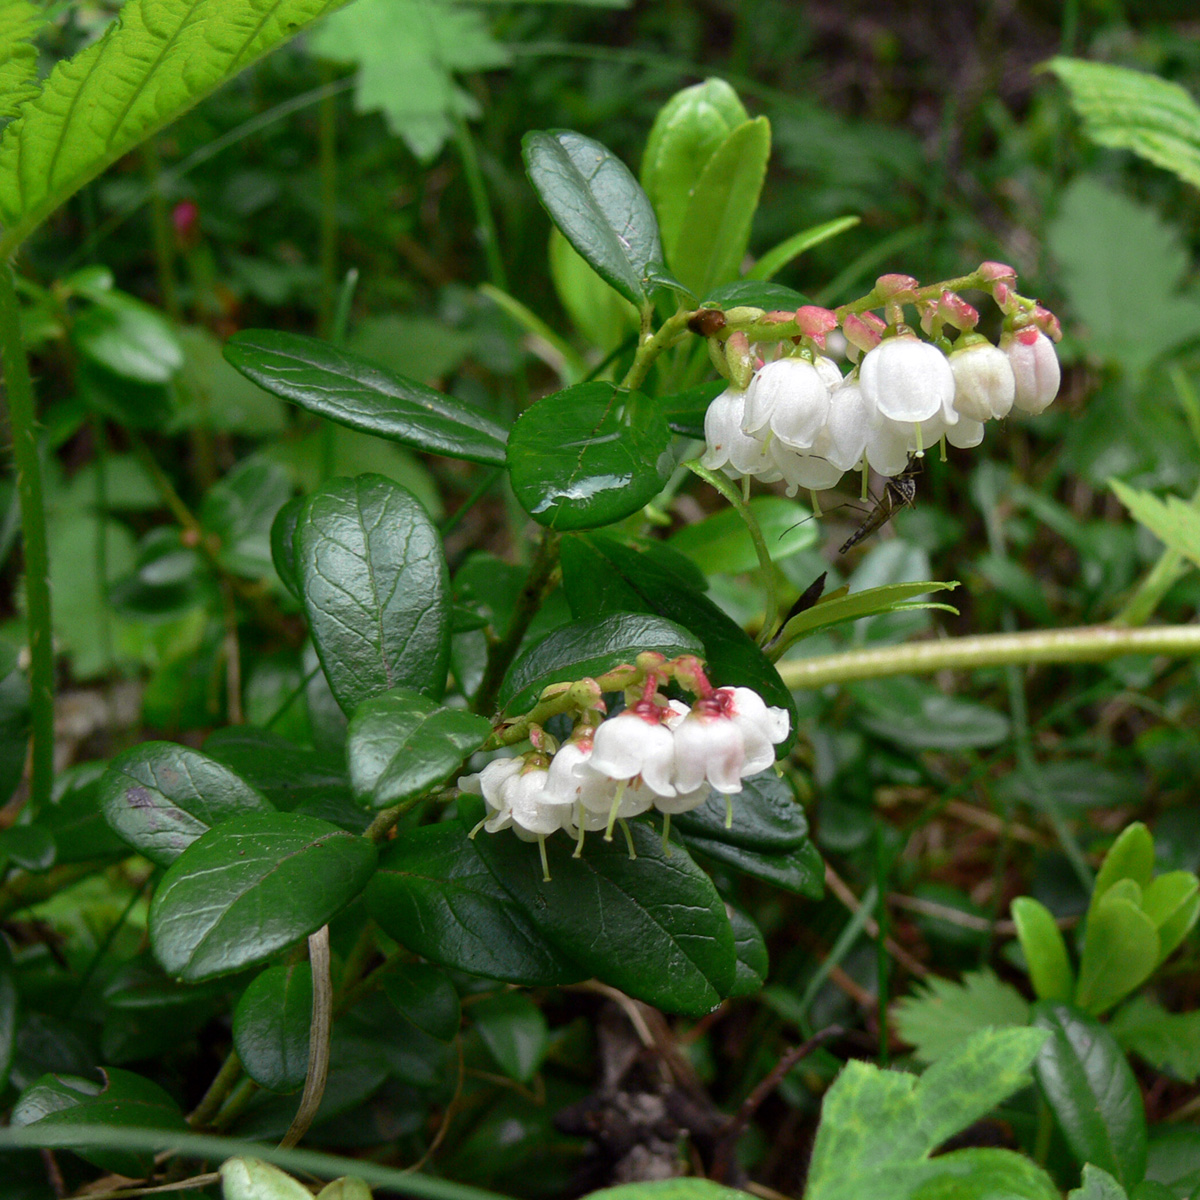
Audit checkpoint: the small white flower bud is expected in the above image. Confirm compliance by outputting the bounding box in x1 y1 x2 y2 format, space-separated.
949 340 1015 421
1001 328 1060 414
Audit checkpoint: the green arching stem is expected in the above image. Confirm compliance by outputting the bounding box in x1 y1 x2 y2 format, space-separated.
684 458 779 645
0 262 54 816
621 307 694 392
187 1050 243 1128
777 624 1200 688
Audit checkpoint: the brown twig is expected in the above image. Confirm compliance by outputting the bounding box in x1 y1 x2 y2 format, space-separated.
825 864 928 978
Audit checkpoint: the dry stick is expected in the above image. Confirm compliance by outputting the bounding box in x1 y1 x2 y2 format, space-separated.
279 925 332 1150
886 892 1077 936
824 864 927 978
75 1175 220 1200
709 1026 845 1183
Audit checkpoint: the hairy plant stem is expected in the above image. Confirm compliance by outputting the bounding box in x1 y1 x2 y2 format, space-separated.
0 262 53 816
473 530 561 716
684 459 778 644
776 624 1200 689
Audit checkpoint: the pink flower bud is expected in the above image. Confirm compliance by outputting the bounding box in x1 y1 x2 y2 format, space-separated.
795 305 839 348
842 312 884 354
875 274 919 302
939 291 979 331
978 261 1017 284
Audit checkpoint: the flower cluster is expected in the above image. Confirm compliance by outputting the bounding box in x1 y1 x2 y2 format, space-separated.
458 657 790 878
701 266 1062 497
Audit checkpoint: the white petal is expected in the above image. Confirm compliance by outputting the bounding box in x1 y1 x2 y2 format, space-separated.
860 338 954 424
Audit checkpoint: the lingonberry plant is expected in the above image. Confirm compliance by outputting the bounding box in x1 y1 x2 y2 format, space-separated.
2 10 1200 1200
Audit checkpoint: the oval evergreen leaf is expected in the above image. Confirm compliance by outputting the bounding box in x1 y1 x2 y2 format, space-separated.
233 964 313 1094
149 812 378 982
297 474 451 713
497 612 703 715
224 331 509 466
100 742 274 866
522 129 662 306
507 382 673 531
672 769 809 851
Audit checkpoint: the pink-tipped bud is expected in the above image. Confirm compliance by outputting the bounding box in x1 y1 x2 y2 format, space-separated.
172 200 199 246
842 312 883 354
875 273 919 302
795 305 839 344
1030 304 1063 343
939 291 979 331
978 261 1017 284
725 331 754 390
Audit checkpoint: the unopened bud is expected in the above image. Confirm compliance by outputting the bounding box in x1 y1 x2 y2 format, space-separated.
725 331 754 390
796 305 838 348
978 261 1017 284
842 312 884 354
875 273 919 302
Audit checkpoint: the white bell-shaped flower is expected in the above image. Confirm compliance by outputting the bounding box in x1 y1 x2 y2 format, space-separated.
459 757 523 832
718 686 790 774
813 354 844 392
673 706 751 794
769 441 845 495
742 358 831 451
824 379 872 472
588 706 676 797
702 388 781 481
859 336 956 424
504 765 568 837
1002 328 1060 414
546 738 654 819
651 782 715 815
863 412 916 476
950 340 1015 421
946 416 985 448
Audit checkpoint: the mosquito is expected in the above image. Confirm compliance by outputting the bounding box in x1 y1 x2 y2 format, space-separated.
838 453 922 554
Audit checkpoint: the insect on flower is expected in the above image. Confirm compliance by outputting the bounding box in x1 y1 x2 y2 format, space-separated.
839 453 922 553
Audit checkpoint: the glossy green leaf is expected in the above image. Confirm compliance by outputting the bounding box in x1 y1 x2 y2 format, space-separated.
671 770 809 851
702 280 810 309
497 612 703 716
224 331 508 466
894 968 1031 1064
0 0 350 254
271 496 305 599
364 823 583 986
1033 1001 1148 1187
381 963 461 1043
233 964 313 1093
806 1026 1053 1200
747 215 861 281
203 727 366 831
522 129 662 306
10 1067 186 1177
471 992 548 1084
728 904 769 997
468 801 737 1015
221 1157 314 1200
507 382 673 531
1145 1126 1200 1196
297 474 451 713
149 812 378 982
100 741 274 866
1110 996 1200 1083
670 117 771 298
681 831 824 897
0 824 55 873
346 687 490 808
1012 896 1075 1003
1141 871 1200 962
849 677 1009 751
1076 893 1159 1015
660 380 726 439
1094 823 1157 903
71 293 183 384
562 532 797 753
641 78 748 257
669 496 817 575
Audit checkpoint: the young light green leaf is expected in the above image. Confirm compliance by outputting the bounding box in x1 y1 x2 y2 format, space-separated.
1033 1002 1148 1188
1047 57 1200 192
546 228 639 357
746 215 861 282
0 1 42 122
1012 896 1075 1003
1068 1165 1130 1200
893 968 1031 1064
522 129 662 306
507 382 673 530
588 1183 747 1200
149 812 378 981
1110 996 1200 1083
100 742 274 865
1076 893 1159 1015
669 117 771 298
1094 822 1157 902
1111 481 1200 571
497 612 703 716
1141 870 1200 962
297 474 451 713
224 331 509 467
346 687 490 808
221 1157 314 1200
0 0 351 254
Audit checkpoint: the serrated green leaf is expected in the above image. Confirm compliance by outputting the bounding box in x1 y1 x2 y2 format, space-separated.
224 331 509 467
497 611 703 716
297 474 451 713
893 968 1031 1064
1111 481 1200 572
100 741 274 866
309 0 508 162
507 382 673 530
346 687 490 808
149 812 377 981
466 798 737 1015
523 129 662 307
363 822 583 986
1012 896 1075 1003
0 2 42 123
908 1148 1063 1200
1033 1002 1148 1188
233 964 313 1093
747 215 861 282
0 0 350 253
670 117 771 297
1047 57 1200 191
1110 996 1200 1083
